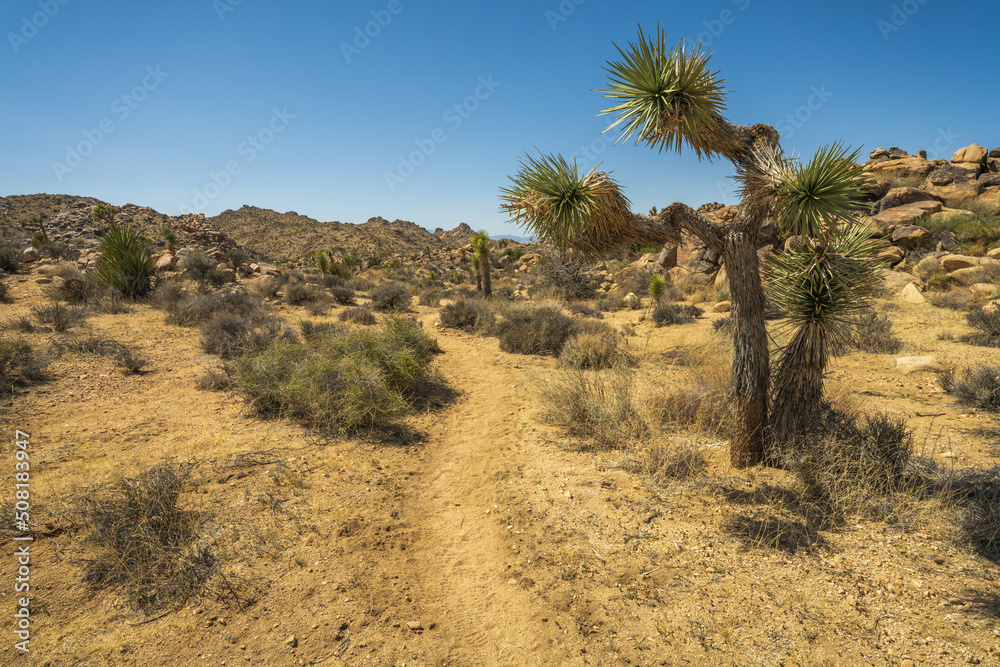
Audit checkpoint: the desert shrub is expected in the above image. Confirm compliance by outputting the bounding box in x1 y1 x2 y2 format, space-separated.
793 407 915 526
60 336 147 373
200 312 297 359
439 298 495 333
961 309 1000 347
31 303 87 332
40 241 72 260
501 248 526 263
320 273 349 289
0 246 23 273
330 285 356 305
226 247 252 268
650 361 732 438
284 281 322 305
350 276 374 292
535 367 649 449
913 255 943 281
230 316 437 432
0 280 9 303
300 320 345 339
713 316 733 334
370 282 411 312
248 275 282 299
537 258 595 300
651 303 703 327
196 367 232 391
849 312 903 353
567 302 602 319
179 251 217 282
558 331 634 370
928 288 983 311
0 338 46 395
626 443 710 483
163 289 267 327
56 275 93 304
340 305 377 326
946 467 1000 562
498 305 577 356
75 465 226 613
596 295 626 312
92 224 157 298
948 365 1000 411
418 290 441 307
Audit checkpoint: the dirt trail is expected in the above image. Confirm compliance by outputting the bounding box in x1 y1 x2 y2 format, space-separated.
403 321 575 665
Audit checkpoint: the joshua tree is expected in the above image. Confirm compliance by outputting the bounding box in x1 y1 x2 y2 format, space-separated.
160 225 178 254
471 254 482 292
500 28 869 468
93 203 119 227
471 230 492 298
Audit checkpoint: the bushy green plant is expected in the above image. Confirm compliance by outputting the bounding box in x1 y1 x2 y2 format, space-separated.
0 247 22 273
370 282 412 312
498 305 577 356
439 298 496 333
340 305 377 325
948 365 1000 411
92 223 157 298
962 309 1000 347
200 312 296 359
230 316 438 432
161 288 268 327
179 251 217 282
849 312 902 353
651 303 702 326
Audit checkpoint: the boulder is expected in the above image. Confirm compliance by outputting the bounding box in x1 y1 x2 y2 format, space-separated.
623 292 641 309
987 247 1000 260
900 282 926 304
951 144 988 164
877 246 905 265
155 254 177 271
896 356 945 374
22 247 39 262
890 225 932 248
36 263 60 276
970 283 1000 300
940 254 980 272
657 245 678 269
880 269 921 292
877 186 941 212
866 155 934 180
924 179 983 201
991 147 1000 159
979 172 1000 187
927 163 981 185
875 201 942 231
937 230 957 251
949 267 985 286
711 301 732 313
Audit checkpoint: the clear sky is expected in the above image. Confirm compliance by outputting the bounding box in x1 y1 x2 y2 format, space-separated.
3 0 997 236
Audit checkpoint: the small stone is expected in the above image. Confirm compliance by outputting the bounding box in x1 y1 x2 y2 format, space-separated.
406 621 423 631
900 282 926 304
285 634 298 648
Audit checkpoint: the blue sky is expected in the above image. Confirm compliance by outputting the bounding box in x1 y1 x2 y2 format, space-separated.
2 0 997 236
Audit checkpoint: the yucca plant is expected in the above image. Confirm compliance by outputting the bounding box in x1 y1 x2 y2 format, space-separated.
470 230 492 297
160 225 178 254
500 26 872 468
765 224 883 454
648 274 666 305
92 215 157 299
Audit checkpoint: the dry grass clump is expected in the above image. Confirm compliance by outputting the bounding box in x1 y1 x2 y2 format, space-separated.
596 295 627 312
567 302 602 318
0 279 9 303
161 288 267 327
59 336 146 373
73 465 229 613
439 298 496 333
946 365 1000 411
961 310 1000 347
651 303 703 327
558 330 634 370
330 285 357 305
0 246 23 273
370 281 412 312
230 316 439 432
0 337 47 395
31 302 88 332
849 312 903 353
928 287 985 311
339 305 377 326
534 366 649 449
625 442 710 484
498 304 577 356
200 312 298 359
946 467 1000 562
284 280 324 306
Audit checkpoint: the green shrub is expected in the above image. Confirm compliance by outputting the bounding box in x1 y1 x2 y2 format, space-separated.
418 290 441 307
179 251 217 282
230 316 437 432
558 331 633 370
850 312 902 353
284 281 321 305
200 312 296 359
961 309 1000 347
596 295 625 312
439 298 495 333
498 306 576 356
163 289 267 327
92 224 157 298
340 306 377 326
651 303 703 326
226 247 252 268
370 282 412 312
330 285 356 305
0 338 46 395
0 247 23 273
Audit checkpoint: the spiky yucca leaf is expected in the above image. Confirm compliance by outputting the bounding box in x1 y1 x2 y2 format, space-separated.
92 223 157 298
765 222 882 351
774 143 866 239
598 27 729 158
499 153 632 255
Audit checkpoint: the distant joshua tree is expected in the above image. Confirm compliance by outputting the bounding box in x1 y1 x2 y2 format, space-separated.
500 27 879 467
470 230 492 298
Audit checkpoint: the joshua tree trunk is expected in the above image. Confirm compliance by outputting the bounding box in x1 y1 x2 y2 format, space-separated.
769 322 827 450
481 253 492 297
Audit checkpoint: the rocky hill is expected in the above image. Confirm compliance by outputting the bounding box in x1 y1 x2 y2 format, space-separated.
207 206 457 262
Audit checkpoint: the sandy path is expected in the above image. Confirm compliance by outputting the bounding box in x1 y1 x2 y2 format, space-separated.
403 323 575 666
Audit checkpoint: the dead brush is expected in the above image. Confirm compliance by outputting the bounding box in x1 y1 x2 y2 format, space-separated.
625 441 710 485
72 464 233 613
646 345 733 440
533 364 649 449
